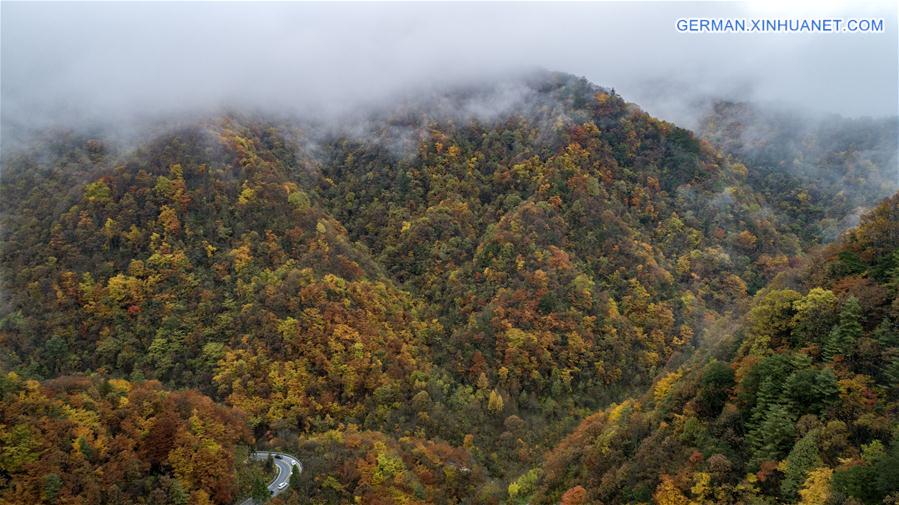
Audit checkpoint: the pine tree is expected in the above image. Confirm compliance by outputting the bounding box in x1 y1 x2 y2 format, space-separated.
874 318 897 347
251 474 270 502
750 404 797 465
784 368 839 415
746 354 796 434
781 431 823 499
884 356 899 393
289 463 301 490
823 297 862 361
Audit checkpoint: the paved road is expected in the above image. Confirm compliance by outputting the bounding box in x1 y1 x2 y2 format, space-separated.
238 451 302 505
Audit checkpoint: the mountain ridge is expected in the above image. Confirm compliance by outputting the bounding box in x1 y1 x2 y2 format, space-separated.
1 71 895 504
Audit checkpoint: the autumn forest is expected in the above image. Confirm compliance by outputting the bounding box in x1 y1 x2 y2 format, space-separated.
1 70 897 505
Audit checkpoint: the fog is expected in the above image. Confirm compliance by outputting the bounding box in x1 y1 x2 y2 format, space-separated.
2 1 897 138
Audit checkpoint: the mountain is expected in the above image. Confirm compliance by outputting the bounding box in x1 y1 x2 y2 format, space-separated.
698 100 898 242
0 71 894 504
0 374 256 504
531 194 899 504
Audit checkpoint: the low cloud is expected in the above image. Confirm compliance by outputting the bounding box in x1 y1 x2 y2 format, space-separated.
2 1 897 139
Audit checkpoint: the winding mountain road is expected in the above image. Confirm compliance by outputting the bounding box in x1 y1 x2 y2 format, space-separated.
238 451 302 505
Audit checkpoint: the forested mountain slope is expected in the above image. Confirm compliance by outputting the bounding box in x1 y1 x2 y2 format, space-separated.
1 121 438 434
1 71 893 504
699 101 898 242
531 194 899 504
315 73 805 397
0 374 257 505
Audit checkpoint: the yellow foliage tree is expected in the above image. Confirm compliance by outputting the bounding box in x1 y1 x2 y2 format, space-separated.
653 475 689 505
798 467 832 505
487 389 505 415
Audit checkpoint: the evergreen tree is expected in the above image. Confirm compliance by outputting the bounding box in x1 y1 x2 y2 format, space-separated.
824 297 862 361
873 318 897 347
251 474 270 502
884 356 899 394
781 430 822 500
290 464 301 490
750 404 797 465
695 360 735 418
41 473 62 504
783 367 839 416
745 354 799 433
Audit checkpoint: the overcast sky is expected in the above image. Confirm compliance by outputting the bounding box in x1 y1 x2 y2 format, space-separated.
2 1 897 134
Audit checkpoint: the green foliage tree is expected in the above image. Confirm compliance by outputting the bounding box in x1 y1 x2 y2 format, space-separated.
780 431 822 500
750 404 797 465
884 356 899 394
695 360 734 418
791 287 838 345
41 473 63 504
873 318 897 347
824 297 862 361
783 367 839 416
251 474 271 502
745 289 802 353
290 463 302 490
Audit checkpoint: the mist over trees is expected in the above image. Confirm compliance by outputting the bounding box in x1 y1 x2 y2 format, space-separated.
0 24 896 503
699 101 898 242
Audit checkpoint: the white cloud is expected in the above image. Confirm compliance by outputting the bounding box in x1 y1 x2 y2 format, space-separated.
1 1 896 134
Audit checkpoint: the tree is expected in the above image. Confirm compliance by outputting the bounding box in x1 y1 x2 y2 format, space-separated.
791 288 838 345
41 473 63 504
885 356 899 395
487 389 505 415
743 354 797 431
560 485 588 505
251 474 270 503
141 409 179 468
873 318 897 347
0 423 40 474
695 360 734 418
824 297 862 361
872 440 899 499
745 289 802 353
653 475 689 505
508 469 539 503
780 431 822 500
43 336 69 375
290 464 301 490
163 477 189 505
750 404 796 465
798 467 832 505
783 367 839 415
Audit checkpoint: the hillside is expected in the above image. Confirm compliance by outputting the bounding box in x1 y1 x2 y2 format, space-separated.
699 101 898 242
0 71 893 504
0 374 258 505
531 194 899 504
